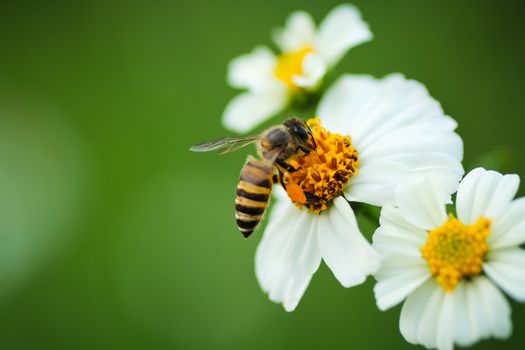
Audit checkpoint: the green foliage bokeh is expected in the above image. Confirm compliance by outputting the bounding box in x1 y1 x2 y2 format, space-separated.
0 1 524 349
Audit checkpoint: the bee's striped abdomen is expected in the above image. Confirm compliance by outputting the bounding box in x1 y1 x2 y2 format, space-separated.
235 157 273 238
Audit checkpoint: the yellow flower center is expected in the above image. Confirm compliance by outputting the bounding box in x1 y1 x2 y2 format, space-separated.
421 215 491 292
284 118 359 213
274 47 314 89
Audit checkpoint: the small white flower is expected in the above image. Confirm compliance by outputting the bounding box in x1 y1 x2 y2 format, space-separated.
373 168 525 350
256 73 464 311
223 4 373 133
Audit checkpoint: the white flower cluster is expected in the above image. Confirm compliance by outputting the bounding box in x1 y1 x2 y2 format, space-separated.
220 4 524 350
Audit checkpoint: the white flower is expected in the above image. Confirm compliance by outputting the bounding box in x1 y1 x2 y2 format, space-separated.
373 168 525 350
223 4 373 133
256 73 464 311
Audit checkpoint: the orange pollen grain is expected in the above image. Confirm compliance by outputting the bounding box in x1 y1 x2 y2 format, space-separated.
421 215 491 292
284 118 359 213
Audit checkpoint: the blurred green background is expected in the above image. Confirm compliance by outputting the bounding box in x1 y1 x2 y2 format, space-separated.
0 0 524 349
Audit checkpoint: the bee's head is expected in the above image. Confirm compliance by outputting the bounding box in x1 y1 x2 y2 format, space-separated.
284 117 317 149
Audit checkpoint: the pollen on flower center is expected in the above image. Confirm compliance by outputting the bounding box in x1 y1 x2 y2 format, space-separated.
421 215 491 292
274 47 314 88
284 118 359 213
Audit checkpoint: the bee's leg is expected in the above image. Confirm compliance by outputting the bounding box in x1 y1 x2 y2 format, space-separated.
297 145 312 155
278 169 286 189
272 170 287 189
304 192 322 203
277 159 300 173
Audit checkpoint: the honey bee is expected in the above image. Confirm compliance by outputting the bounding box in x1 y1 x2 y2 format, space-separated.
190 117 317 238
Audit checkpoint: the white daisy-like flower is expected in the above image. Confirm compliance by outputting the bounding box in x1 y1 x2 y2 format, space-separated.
256 73 464 311
223 4 373 133
373 168 525 350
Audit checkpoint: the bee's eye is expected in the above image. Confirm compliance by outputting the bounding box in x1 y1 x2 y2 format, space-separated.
293 125 309 141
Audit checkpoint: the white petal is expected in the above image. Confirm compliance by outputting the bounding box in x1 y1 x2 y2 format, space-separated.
452 282 478 347
227 46 278 91
455 167 485 224
475 277 513 340
453 279 490 346
490 197 525 249
427 277 513 349
317 197 379 288
415 285 452 350
436 292 455 350
429 278 512 350
318 74 378 133
399 281 432 345
482 173 519 218
372 204 431 311
347 158 461 208
456 168 519 224
484 247 525 302
406 276 512 349
378 205 429 240
319 74 463 206
255 201 321 312
315 4 372 66
273 11 316 52
355 175 448 232
319 73 430 141
345 161 413 206
358 118 463 168
379 205 426 233
266 188 291 219
373 255 430 311
393 176 450 231
372 225 423 259
373 208 427 258
399 281 455 350
292 53 326 89
462 277 513 342
222 90 288 133
400 280 453 349
319 74 459 152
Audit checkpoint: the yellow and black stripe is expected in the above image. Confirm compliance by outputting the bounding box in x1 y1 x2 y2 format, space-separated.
235 158 273 238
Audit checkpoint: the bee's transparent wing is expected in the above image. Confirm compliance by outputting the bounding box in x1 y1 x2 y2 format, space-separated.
190 135 259 154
